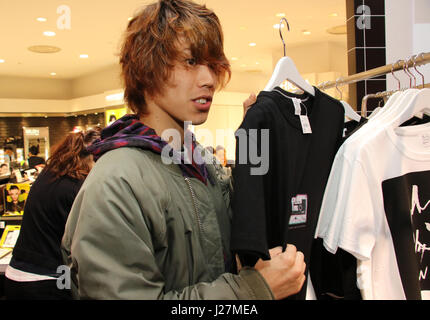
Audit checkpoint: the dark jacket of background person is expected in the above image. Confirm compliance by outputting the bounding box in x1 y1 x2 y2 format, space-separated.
10 170 83 275
27 146 46 169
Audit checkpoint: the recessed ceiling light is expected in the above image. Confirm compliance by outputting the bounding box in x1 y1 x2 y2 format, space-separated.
256 62 260 65
0 59 4 63
37 17 47 22
303 30 311 35
330 13 339 17
128 17 133 21
276 13 286 18
240 64 247 68
327 24 347 35
249 43 257 47
43 31 56 37
28 45 61 53
50 72 56 76
231 57 239 61
79 54 89 59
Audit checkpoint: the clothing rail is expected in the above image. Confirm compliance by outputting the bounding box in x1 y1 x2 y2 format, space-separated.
318 52 430 90
361 90 396 117
360 83 430 117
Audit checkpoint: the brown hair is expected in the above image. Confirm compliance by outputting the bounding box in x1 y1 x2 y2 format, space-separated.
44 128 101 180
120 0 231 116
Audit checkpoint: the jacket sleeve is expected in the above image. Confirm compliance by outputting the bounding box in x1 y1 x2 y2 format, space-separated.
62 150 274 300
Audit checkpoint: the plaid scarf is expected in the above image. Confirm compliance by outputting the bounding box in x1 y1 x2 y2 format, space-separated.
87 114 210 185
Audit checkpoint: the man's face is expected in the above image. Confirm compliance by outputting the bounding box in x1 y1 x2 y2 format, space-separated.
148 42 217 127
9 189 19 202
0 165 8 175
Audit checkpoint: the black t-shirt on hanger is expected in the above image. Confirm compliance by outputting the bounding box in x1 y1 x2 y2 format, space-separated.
343 117 368 143
231 86 345 300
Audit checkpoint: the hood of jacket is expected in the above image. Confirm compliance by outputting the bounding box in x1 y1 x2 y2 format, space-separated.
87 114 210 185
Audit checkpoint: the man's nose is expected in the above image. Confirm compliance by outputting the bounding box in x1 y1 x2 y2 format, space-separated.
197 65 216 89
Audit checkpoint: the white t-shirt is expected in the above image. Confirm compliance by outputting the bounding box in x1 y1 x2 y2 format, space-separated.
316 114 430 300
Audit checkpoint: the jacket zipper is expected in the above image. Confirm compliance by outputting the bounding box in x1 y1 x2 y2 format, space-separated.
184 177 205 239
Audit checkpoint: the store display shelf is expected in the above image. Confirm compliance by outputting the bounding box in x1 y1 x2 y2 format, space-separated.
0 216 23 221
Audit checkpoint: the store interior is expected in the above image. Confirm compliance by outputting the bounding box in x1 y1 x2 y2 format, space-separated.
0 0 351 161
0 0 430 300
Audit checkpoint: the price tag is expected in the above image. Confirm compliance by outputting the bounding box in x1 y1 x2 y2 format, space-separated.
292 98 302 116
299 115 312 134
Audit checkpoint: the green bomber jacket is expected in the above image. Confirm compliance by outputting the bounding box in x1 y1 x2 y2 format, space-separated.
61 147 274 300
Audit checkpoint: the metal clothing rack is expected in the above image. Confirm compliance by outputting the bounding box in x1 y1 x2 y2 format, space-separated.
318 52 430 117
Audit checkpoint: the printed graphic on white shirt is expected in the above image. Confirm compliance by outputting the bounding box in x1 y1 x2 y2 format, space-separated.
289 194 308 226
382 171 430 300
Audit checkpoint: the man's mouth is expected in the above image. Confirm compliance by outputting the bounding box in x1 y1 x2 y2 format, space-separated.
195 98 208 104
193 97 212 104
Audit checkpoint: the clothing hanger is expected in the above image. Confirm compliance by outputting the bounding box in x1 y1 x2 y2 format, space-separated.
389 57 430 128
363 60 405 120
390 88 430 128
404 56 416 89
413 53 426 89
264 18 315 96
335 77 361 122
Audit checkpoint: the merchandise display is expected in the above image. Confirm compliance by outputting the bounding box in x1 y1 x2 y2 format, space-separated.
231 87 345 300
2 183 30 216
0 248 12 259
316 88 430 300
0 225 21 249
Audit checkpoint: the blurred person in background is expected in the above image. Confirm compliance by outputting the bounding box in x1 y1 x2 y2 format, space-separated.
215 145 228 167
4 146 15 164
0 163 9 175
27 145 46 170
4 128 101 300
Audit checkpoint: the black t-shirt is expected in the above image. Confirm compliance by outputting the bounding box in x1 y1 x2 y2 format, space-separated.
343 116 368 142
10 170 83 276
231 87 345 299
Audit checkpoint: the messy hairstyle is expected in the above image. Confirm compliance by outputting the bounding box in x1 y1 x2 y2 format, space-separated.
44 128 101 180
120 0 231 116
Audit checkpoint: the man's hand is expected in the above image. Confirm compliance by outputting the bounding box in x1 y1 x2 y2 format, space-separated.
255 244 306 300
243 93 257 118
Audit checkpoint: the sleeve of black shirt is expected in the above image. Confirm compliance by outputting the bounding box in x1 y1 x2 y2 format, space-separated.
231 105 271 267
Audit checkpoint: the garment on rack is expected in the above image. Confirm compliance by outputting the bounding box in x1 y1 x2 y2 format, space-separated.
343 117 368 142
316 92 430 300
309 112 365 301
231 86 345 300
310 239 362 300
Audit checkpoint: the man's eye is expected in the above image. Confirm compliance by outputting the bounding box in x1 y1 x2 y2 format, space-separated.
186 58 197 66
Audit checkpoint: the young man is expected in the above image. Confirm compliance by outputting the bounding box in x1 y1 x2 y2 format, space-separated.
62 0 306 300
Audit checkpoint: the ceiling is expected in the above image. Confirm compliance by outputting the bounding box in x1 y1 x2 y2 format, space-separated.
0 0 347 80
